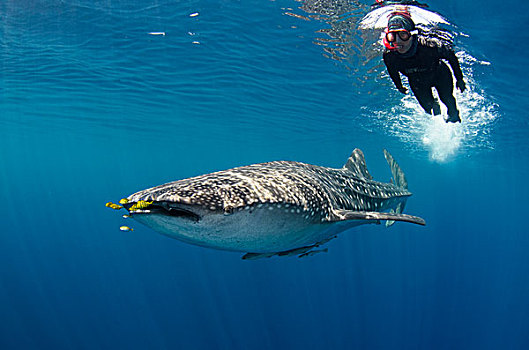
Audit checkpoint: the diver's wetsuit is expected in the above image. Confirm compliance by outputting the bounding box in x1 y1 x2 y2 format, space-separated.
383 41 464 120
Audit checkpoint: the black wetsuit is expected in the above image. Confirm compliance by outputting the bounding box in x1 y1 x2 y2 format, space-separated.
383 41 464 119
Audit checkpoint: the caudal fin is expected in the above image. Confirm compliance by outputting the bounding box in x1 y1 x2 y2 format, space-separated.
383 149 408 189
383 150 410 226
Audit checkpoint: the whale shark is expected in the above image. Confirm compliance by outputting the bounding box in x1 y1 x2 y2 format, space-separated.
108 149 425 259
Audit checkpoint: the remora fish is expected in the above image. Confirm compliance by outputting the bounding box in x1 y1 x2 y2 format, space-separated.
115 149 425 259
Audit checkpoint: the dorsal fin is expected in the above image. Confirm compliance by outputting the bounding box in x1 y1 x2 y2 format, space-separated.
343 149 373 180
383 149 408 189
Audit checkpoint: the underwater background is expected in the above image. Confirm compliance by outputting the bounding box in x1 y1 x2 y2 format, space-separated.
1 0 528 348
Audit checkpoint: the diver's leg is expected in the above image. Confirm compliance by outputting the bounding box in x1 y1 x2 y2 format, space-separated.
435 63 460 123
409 83 440 116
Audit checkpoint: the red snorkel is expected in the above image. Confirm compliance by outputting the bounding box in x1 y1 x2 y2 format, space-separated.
383 28 397 50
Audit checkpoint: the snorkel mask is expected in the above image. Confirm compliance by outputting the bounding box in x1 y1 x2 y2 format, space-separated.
383 28 419 50
383 10 417 50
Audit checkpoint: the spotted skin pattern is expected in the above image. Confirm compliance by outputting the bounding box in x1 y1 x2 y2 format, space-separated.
129 162 408 221
123 149 424 255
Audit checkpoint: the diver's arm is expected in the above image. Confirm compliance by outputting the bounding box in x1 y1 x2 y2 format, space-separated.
383 54 406 93
440 46 464 82
441 46 466 92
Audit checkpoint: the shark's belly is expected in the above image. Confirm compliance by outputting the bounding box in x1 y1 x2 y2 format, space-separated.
132 205 363 253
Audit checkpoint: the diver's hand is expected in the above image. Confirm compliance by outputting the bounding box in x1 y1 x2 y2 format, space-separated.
456 80 466 92
397 86 408 94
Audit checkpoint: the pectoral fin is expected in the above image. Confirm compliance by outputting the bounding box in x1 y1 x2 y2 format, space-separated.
242 236 338 260
241 252 275 260
331 209 426 226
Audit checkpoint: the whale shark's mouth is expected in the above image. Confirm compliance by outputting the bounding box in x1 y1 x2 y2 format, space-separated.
123 201 200 222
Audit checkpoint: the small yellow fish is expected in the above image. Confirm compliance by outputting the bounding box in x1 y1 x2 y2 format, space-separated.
106 202 123 210
129 200 153 211
120 226 133 232
119 198 129 204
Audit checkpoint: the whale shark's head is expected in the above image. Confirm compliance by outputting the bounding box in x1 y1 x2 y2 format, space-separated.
122 198 228 244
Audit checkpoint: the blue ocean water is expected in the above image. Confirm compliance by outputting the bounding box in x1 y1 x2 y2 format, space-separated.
1 0 528 348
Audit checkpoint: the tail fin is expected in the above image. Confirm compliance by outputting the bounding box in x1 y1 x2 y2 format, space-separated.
383 150 408 227
383 149 408 190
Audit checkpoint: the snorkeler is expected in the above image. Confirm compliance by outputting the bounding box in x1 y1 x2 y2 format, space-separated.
382 11 466 123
